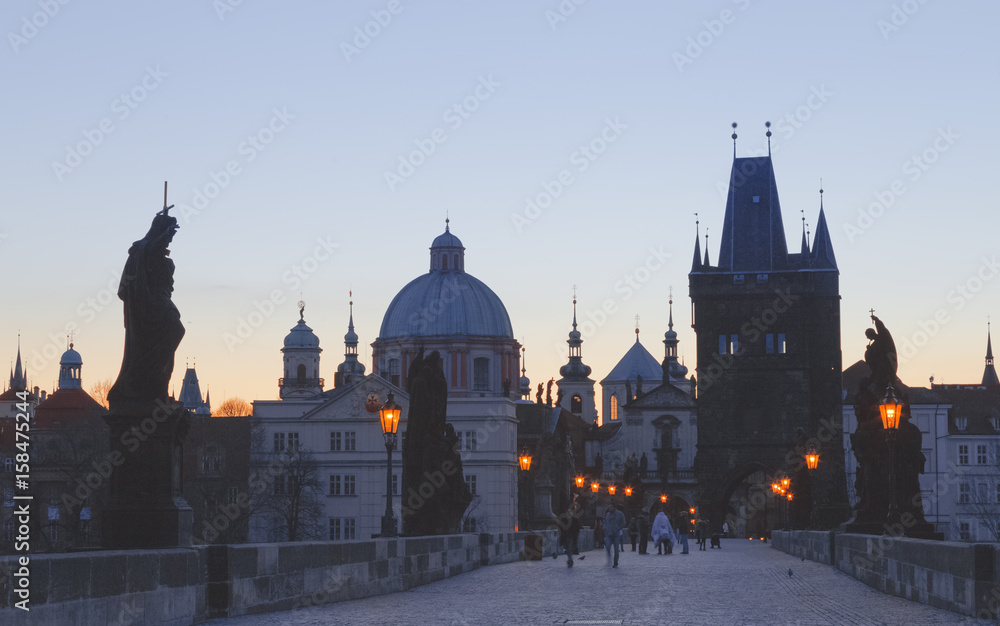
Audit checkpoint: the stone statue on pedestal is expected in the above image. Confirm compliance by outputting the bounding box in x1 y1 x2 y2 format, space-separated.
401 349 472 535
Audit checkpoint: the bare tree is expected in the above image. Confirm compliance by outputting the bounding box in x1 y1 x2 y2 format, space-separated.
89 378 113 409
964 443 1000 542
214 397 252 417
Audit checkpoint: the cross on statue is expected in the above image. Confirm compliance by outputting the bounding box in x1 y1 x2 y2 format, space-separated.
160 181 174 216
869 308 876 319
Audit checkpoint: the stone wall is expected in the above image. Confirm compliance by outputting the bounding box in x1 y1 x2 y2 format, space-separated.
769 529 834 565
0 530 586 624
772 530 999 619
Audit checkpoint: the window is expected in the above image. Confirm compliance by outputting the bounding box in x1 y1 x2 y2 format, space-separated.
752 195 760 203
473 357 490 391
571 394 582 413
462 517 477 532
330 432 341 451
329 475 341 496
719 335 727 355
392 474 398 496
991 417 1000 431
345 432 356 451
288 432 299 452
609 395 618 421
730 334 739 354
274 432 299 452
226 487 239 506
956 417 968 431
465 474 477 496
777 333 786 354
766 334 775 354
296 363 307 382
388 359 400 386
959 483 970 503
202 453 221 475
344 518 356 540
977 444 987 465
344 475 356 496
464 431 478 452
274 432 285 452
959 521 971 541
959 444 969 465
329 518 340 541
329 517 355 540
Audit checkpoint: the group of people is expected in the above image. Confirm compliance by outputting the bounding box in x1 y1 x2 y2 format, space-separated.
601 505 689 567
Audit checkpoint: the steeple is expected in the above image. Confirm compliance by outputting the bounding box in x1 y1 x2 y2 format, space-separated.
983 320 999 387
703 229 710 267
559 292 592 381
800 210 810 256
691 215 702 271
662 288 688 381
336 293 366 388
519 345 531 400
716 153 789 272
10 336 26 391
811 186 837 269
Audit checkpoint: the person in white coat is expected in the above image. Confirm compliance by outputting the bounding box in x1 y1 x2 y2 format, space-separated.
650 512 676 555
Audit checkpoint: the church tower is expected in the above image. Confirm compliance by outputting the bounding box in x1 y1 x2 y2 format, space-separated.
58 342 83 390
9 338 27 392
689 127 848 529
280 303 323 400
557 295 598 423
335 295 366 388
983 322 999 388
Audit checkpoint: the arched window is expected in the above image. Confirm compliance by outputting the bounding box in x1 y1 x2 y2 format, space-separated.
388 359 400 386
442 255 448 270
296 364 307 382
571 394 582 413
473 357 489 391
609 395 618 421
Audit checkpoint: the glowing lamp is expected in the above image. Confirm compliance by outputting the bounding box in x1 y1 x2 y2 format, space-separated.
518 447 532 471
591 481 600 493
689 507 695 515
879 384 903 430
378 392 402 436
787 493 794 501
575 475 585 488
771 482 780 494
660 494 668 503
624 486 633 497
805 451 819 471
781 477 790 490
608 485 617 495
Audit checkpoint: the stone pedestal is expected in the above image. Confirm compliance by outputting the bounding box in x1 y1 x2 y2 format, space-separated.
102 399 193 548
532 477 558 530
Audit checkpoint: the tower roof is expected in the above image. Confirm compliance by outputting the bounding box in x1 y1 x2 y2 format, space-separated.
811 189 837 269
601 338 663 385
717 156 789 272
983 322 999 387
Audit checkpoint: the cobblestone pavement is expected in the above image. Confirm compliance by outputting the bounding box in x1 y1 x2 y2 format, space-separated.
212 539 993 626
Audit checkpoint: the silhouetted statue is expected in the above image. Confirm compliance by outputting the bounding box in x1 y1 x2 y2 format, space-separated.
546 378 554 407
401 349 472 535
636 375 643 396
895 407 929 523
639 452 648 474
536 383 544 404
108 207 184 409
556 388 564 407
865 315 897 394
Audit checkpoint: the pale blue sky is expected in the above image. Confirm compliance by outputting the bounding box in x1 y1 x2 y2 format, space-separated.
3 0 998 407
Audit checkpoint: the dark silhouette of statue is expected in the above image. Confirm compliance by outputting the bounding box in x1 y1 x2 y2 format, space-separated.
556 388 564 407
108 206 185 409
546 378 554 407
536 383 544 404
401 349 471 536
639 452 648 475
865 315 897 394
625 380 632 401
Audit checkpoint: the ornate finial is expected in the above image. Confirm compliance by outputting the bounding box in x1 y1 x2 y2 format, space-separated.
445 213 450 232
669 286 673 304
298 300 305 321
731 122 738 157
634 314 640 341
765 121 772 156
694 212 699 228
521 344 526 375
668 287 674 331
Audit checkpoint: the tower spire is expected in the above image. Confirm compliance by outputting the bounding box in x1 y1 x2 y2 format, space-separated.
691 213 702 271
765 121 772 157
731 122 738 158
811 182 837 269
983 318 998 387
703 227 710 266
800 209 810 256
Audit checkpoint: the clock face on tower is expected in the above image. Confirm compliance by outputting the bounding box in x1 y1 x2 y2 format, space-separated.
364 392 382 414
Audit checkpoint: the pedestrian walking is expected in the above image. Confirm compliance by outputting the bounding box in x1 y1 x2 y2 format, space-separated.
696 520 706 551
617 505 626 552
594 517 604 548
650 511 675 555
678 514 690 554
628 516 639 552
723 521 730 538
603 505 626 568
559 500 582 568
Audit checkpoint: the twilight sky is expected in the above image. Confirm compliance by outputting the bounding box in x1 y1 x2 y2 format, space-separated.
2 0 998 410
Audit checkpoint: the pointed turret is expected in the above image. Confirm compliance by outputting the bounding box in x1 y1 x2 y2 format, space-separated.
717 155 789 272
800 211 810 256
662 289 688 381
557 293 597 422
336 294 366 388
10 339 26 391
983 322 999 387
811 188 837 269
703 230 711 267
691 217 702 271
558 296 592 381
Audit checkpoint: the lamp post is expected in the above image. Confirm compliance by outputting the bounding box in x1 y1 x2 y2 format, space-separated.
804 446 819 529
879 384 903 532
518 447 533 471
378 391 401 537
575 475 585 489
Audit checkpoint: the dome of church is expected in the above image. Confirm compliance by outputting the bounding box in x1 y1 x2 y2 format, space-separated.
601 339 663 384
378 225 513 340
284 319 320 349
60 346 83 365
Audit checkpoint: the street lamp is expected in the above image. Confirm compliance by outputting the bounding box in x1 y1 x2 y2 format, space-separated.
608 484 617 496
378 391 402 537
518 447 533 471
660 494 668 504
591 481 600 493
575 475 585 489
880 384 903 531
805 449 819 471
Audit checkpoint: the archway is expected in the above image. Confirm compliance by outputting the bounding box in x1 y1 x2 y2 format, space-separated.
705 462 782 538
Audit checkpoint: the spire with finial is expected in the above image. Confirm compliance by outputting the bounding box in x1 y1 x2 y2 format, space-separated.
800 209 810 256
811 181 837 269
691 213 702 271
662 287 687 381
10 334 26 391
731 122 738 158
336 290 365 387
765 121 772 157
559 288 592 382
703 227 711 266
983 317 998 387
634 314 641 343
519 344 531 399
